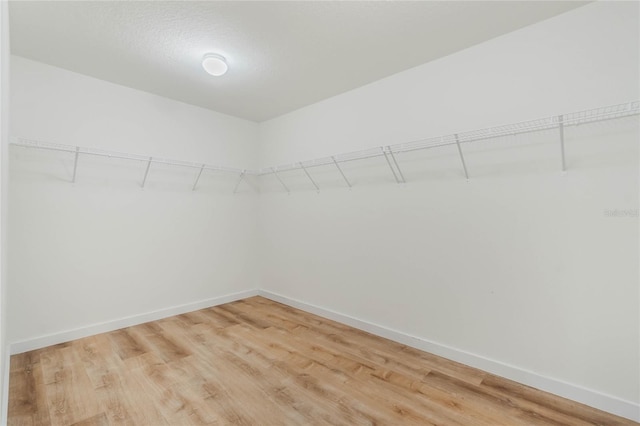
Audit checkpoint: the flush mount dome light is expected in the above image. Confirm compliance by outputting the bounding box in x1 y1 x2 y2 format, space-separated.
202 53 228 76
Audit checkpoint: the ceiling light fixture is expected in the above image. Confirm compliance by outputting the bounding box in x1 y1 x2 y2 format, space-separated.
202 53 228 76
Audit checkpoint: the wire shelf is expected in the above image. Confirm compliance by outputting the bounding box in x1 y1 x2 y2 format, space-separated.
11 137 248 175
258 100 638 176
11 100 639 188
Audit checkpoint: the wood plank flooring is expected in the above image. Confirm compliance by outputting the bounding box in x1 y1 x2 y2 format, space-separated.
8 296 638 425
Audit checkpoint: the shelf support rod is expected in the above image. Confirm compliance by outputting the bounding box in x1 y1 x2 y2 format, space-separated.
332 156 351 188
300 162 319 192
233 169 246 194
272 167 290 194
141 157 152 188
71 146 80 183
382 147 401 184
388 147 406 183
558 115 566 171
454 134 469 180
192 163 206 191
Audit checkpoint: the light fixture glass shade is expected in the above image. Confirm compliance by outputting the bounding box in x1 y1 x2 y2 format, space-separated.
202 53 228 76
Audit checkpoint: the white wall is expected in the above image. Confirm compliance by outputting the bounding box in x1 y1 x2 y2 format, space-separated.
257 1 639 420
0 0 10 421
8 56 260 346
258 2 638 166
5 1 639 422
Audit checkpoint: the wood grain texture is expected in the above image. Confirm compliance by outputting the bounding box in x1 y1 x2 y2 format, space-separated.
8 296 638 425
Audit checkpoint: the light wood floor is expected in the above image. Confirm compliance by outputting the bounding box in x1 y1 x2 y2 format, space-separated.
8 296 637 425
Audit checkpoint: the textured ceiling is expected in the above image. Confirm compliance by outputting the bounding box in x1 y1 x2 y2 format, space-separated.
9 1 586 122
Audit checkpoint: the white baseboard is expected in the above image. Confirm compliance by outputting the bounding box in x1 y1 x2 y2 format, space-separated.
258 290 640 423
6 288 638 422
9 289 259 355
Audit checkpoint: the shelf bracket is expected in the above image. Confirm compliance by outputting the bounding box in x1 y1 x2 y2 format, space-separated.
558 115 566 172
272 167 290 194
300 162 320 192
332 156 351 188
382 146 401 184
192 163 206 191
71 146 80 183
141 157 152 188
454 134 469 180
233 169 246 194
388 147 406 183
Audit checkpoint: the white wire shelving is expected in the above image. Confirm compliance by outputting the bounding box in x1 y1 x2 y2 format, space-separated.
10 137 253 192
10 100 639 193
258 100 640 191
